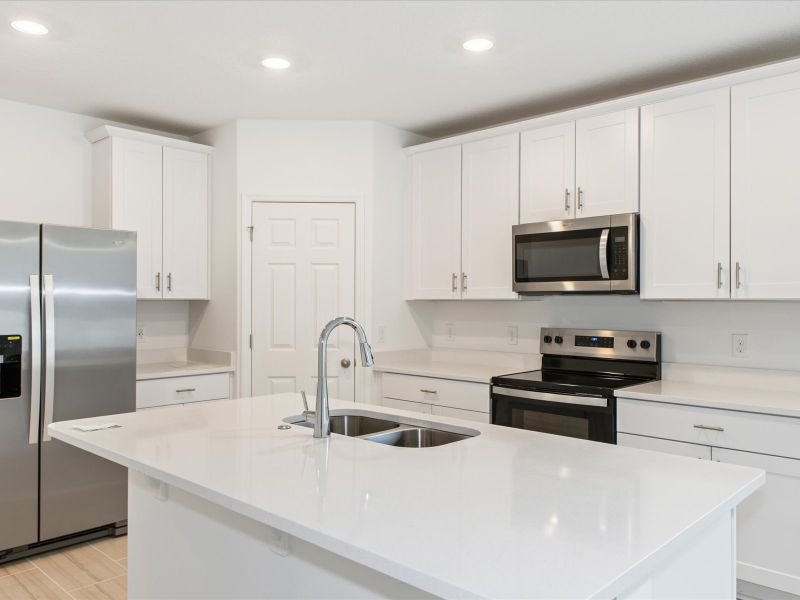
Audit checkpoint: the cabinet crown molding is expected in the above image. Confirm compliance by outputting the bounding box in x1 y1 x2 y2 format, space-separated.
86 125 213 154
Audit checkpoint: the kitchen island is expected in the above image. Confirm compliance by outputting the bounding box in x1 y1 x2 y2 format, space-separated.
50 393 763 599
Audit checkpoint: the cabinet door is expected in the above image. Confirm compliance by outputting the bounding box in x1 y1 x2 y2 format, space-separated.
575 109 639 217
713 447 800 595
111 138 163 299
162 148 209 300
617 432 711 460
732 72 800 299
520 122 575 222
431 404 490 424
461 133 519 299
380 397 432 415
409 146 462 299
640 89 730 299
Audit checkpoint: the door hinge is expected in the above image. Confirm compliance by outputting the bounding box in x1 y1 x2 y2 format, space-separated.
247 226 254 242
249 333 252 349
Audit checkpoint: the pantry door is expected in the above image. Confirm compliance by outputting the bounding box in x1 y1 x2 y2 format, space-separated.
251 202 356 401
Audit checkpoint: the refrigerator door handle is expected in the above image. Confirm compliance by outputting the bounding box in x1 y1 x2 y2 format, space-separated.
29 275 42 445
42 274 55 442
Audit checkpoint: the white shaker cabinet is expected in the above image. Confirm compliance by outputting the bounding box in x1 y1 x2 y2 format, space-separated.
409 146 462 299
575 109 639 218
461 133 519 299
640 89 731 299
520 122 575 223
89 126 211 300
732 72 800 299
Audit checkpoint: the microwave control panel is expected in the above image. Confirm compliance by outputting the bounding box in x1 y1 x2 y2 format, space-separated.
608 226 629 280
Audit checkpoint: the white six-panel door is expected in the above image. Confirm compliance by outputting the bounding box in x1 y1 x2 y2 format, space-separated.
732 72 800 299
409 146 462 299
575 108 639 218
461 133 519 299
640 88 731 299
520 122 575 223
111 137 163 299
162 147 209 299
251 203 356 400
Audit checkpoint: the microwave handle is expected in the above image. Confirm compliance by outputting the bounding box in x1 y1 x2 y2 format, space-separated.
599 228 610 280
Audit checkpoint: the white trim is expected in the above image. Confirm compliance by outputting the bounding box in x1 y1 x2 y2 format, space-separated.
86 125 214 154
405 56 800 154
239 193 369 402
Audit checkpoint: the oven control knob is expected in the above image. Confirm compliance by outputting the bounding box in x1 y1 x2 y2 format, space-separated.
543 335 553 344
554 336 563 344
640 340 651 350
627 339 637 349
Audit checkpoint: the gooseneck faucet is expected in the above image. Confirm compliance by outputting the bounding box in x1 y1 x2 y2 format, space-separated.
314 317 374 438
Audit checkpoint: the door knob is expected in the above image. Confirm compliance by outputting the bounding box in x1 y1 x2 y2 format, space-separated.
340 358 351 368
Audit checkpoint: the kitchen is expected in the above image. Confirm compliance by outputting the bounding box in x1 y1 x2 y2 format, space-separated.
1 1 799 599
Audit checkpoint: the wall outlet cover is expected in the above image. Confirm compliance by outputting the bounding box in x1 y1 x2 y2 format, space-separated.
507 325 519 346
445 323 455 341
732 333 748 357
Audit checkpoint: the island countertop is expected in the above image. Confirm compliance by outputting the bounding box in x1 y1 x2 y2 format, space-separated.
49 394 763 599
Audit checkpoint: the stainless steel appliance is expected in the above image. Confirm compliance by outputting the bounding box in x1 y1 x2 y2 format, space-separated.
491 328 660 443
0 221 135 559
512 213 638 294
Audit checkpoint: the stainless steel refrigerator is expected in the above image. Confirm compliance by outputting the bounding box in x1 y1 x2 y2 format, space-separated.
0 221 136 557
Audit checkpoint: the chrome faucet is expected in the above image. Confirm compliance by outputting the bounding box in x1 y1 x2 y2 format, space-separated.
313 317 374 438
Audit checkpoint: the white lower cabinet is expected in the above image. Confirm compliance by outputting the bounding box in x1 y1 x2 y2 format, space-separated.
379 373 490 420
617 397 800 595
136 372 231 410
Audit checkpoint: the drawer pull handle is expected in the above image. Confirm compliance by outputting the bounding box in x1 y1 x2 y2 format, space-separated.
176 388 196 393
420 389 438 394
693 424 724 432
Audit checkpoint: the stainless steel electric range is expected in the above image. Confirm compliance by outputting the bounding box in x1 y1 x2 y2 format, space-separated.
491 328 661 444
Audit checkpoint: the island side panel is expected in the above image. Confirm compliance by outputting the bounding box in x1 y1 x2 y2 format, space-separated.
126 471 436 600
617 508 736 599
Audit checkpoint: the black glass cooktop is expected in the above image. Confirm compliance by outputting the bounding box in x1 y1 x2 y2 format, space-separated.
492 369 652 396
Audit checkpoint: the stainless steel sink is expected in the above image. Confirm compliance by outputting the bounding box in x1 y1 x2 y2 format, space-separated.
293 414 401 437
283 409 479 448
361 427 471 448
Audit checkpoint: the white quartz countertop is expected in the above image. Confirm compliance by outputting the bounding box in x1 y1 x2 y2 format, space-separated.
49 394 763 599
373 349 538 383
618 379 800 418
136 360 234 381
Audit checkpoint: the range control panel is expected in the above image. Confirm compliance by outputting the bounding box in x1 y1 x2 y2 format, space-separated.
0 334 22 398
541 328 660 362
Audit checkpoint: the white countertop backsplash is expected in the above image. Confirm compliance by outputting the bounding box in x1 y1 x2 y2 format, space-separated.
136 347 234 380
372 348 540 383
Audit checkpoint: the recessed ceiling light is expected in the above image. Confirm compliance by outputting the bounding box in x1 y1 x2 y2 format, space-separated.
262 57 291 70
462 38 493 52
10 19 49 35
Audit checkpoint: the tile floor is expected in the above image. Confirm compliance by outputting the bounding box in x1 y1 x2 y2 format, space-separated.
0 536 127 600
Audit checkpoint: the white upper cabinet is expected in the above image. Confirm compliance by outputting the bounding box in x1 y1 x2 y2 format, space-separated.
732 72 800 299
106 137 164 299
409 146 462 299
162 148 209 300
640 89 731 299
461 133 519 299
89 126 211 300
575 109 639 218
520 123 575 223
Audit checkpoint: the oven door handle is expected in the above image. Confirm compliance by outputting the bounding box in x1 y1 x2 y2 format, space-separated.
491 386 608 408
599 228 610 280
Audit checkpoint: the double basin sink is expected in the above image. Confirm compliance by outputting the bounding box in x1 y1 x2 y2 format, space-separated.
284 410 479 448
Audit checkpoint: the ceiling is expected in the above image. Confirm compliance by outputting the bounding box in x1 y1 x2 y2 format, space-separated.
2 1 800 139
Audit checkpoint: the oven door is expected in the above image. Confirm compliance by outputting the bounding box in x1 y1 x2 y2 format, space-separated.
491 386 616 444
513 213 637 294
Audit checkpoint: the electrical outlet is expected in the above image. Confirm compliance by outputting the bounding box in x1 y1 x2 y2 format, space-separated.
446 323 455 342
507 325 519 346
137 326 146 343
733 333 748 357
377 325 387 344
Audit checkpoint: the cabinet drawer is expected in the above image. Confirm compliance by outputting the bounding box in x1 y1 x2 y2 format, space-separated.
137 373 230 409
617 398 800 460
617 432 711 460
431 404 490 424
380 397 432 415
381 373 490 413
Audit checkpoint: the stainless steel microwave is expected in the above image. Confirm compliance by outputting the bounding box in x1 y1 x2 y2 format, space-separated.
512 213 638 294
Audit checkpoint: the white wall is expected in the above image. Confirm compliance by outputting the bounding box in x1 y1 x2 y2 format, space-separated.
413 296 800 371
137 301 190 349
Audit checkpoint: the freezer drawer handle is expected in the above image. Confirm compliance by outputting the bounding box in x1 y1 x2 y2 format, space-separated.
29 275 41 445
176 388 196 393
42 274 55 442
